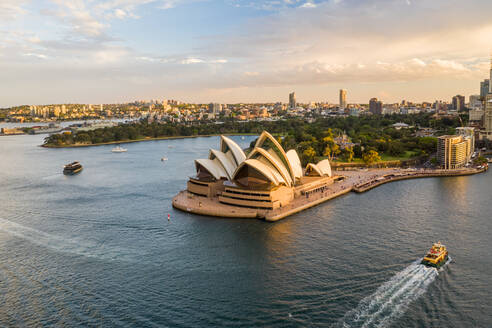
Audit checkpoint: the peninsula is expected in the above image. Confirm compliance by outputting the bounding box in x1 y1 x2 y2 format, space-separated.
172 131 488 221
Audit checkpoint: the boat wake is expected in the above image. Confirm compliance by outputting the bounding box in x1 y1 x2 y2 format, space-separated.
42 173 63 180
0 217 139 262
335 260 438 328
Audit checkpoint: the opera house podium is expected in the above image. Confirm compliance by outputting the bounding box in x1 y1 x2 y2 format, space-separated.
173 131 339 221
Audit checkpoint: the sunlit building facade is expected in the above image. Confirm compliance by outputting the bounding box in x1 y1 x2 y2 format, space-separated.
452 95 465 111
437 135 473 169
339 89 347 109
184 131 333 210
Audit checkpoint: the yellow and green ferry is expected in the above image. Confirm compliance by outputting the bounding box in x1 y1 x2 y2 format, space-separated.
421 242 448 268
63 161 83 175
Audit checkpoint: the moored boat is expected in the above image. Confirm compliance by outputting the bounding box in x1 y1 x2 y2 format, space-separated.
421 242 448 268
112 146 127 153
63 161 83 175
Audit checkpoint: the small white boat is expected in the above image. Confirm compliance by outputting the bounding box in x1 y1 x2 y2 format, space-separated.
112 146 127 153
161 157 168 161
241 136 245 140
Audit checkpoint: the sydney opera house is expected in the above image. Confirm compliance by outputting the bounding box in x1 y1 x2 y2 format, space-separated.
172 131 339 221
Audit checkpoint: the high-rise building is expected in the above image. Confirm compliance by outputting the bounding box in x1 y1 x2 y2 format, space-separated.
469 108 484 122
339 89 347 109
369 98 383 115
289 92 296 110
482 55 492 140
480 79 490 99
452 95 465 111
208 103 221 118
437 135 472 169
456 127 475 159
469 95 481 109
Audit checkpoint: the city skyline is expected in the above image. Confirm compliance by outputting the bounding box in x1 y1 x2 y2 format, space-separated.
1 0 492 107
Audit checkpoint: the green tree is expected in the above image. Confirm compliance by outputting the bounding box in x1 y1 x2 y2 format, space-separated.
74 133 91 143
302 146 317 165
362 150 381 164
342 146 354 162
474 156 487 165
387 140 405 156
322 132 340 160
353 144 363 158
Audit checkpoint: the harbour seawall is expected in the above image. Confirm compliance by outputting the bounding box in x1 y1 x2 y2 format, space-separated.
172 166 488 222
352 167 487 193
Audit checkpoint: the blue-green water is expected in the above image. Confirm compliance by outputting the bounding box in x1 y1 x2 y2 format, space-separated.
0 133 491 327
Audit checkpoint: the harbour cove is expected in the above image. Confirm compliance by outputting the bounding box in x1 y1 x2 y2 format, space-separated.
1 133 491 327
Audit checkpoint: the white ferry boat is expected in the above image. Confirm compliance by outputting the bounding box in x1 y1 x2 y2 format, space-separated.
111 146 127 153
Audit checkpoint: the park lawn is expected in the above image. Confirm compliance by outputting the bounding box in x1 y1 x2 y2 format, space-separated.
379 150 418 161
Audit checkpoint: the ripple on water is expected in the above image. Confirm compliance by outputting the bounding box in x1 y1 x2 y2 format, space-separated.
1 135 492 327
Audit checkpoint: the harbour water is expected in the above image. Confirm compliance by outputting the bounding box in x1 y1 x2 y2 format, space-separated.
1 133 491 327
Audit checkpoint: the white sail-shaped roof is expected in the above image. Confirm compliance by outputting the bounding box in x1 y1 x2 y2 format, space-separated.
316 159 332 177
195 158 228 180
248 148 293 187
220 136 246 166
209 149 236 180
254 131 295 182
305 159 332 177
233 159 282 186
305 163 323 177
191 132 321 188
286 149 302 180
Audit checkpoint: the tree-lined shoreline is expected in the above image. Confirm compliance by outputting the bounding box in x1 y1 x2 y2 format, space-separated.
43 114 467 165
41 133 257 148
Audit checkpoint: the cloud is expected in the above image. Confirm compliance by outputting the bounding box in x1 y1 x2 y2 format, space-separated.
1 0 492 106
49 0 107 37
181 58 204 64
114 8 128 19
46 0 193 38
23 53 48 59
213 58 477 90
136 56 158 62
196 0 492 88
210 59 228 63
300 2 317 8
0 0 28 20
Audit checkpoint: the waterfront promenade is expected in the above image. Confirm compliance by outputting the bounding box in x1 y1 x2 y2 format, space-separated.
172 166 488 221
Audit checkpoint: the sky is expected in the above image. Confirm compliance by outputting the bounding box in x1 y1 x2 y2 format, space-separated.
1 0 492 107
